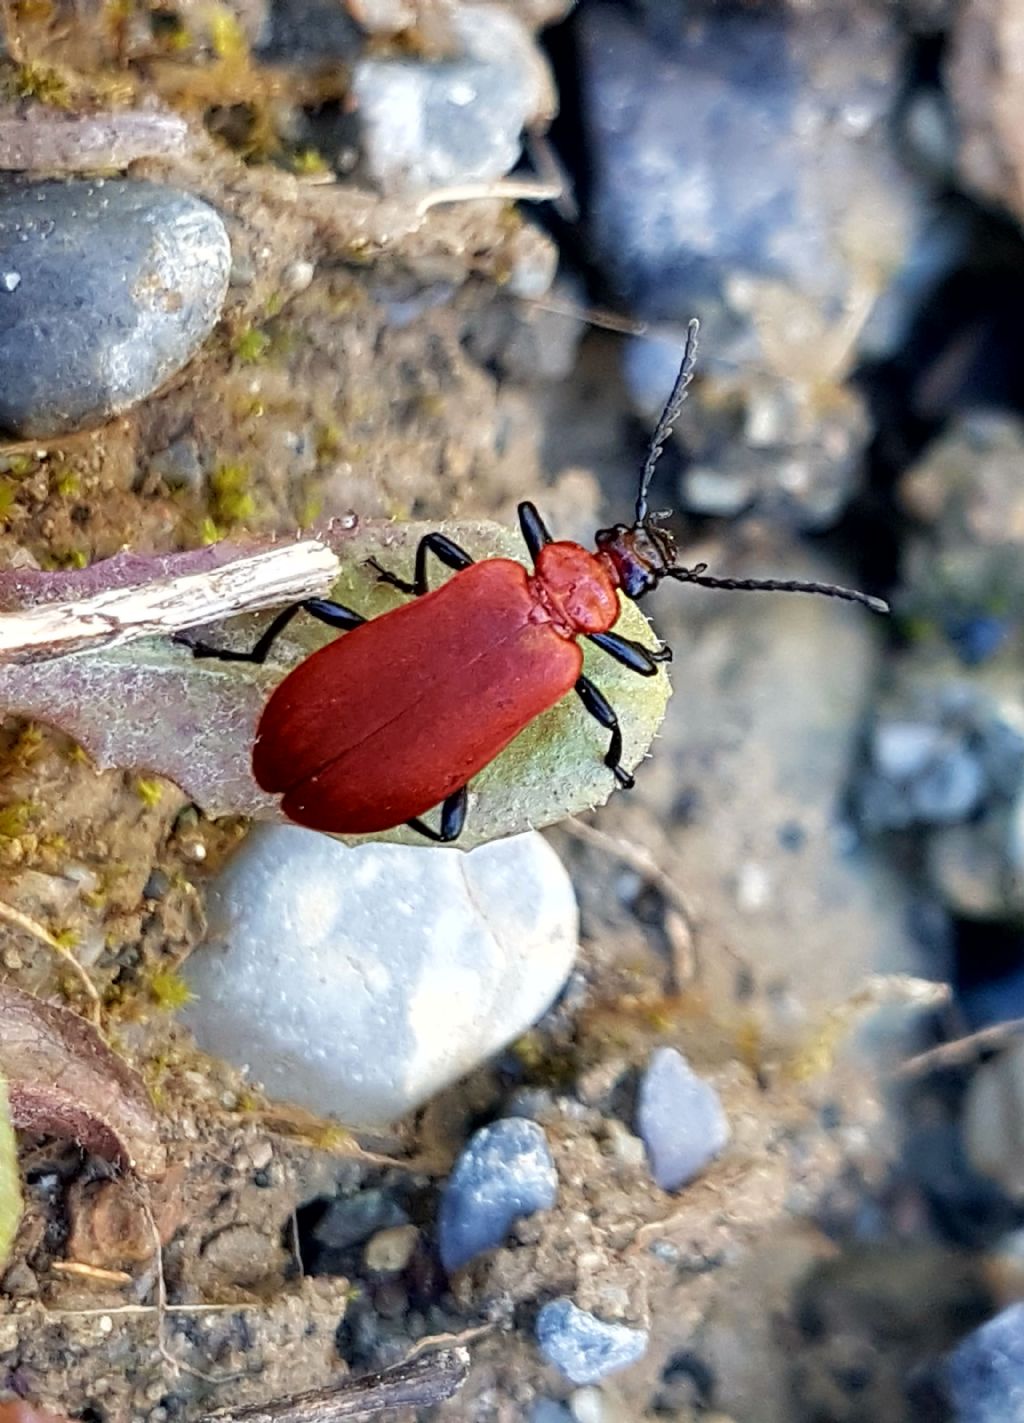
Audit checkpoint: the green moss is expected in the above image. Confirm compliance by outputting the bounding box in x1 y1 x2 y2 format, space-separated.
135 777 164 807
210 462 256 525
208 4 248 60
232 327 272 365
10 61 71 106
148 969 195 1011
2 454 39 478
54 468 81 498
0 803 32 839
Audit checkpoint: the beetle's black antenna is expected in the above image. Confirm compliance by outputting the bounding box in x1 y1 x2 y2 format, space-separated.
635 317 701 527
665 564 889 614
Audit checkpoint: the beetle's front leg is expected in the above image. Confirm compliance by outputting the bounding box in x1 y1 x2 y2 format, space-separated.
588 629 672 675
367 533 474 598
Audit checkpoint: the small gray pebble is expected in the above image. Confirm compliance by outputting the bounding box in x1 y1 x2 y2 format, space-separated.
945 1301 1024 1421
314 1188 409 1251
636 1047 729 1191
363 1224 418 1274
352 57 528 194
872 721 944 778
536 1298 648 1386
0 178 230 437
910 747 985 823
531 1402 573 1423
438 1117 558 1273
148 436 202 492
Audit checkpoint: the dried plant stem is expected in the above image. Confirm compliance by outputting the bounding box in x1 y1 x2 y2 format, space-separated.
138 1188 247 1386
51 1260 131 1284
202 1348 471 1421
0 540 339 665
414 179 562 215
561 817 701 987
0 898 102 1023
894 1013 1024 1080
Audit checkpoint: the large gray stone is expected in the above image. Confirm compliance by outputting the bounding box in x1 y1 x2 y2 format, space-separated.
182 825 578 1126
0 178 230 437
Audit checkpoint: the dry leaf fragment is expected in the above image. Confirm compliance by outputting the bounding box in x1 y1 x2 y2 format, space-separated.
0 1404 72 1423
0 983 165 1179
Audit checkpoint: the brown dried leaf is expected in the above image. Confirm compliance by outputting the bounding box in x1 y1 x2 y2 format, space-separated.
0 983 165 1179
0 1404 72 1423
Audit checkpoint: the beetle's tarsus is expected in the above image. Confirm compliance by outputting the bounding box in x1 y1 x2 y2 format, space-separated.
367 557 417 596
406 784 468 843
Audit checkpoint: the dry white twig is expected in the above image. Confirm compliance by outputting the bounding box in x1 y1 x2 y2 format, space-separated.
0 540 340 665
414 178 562 216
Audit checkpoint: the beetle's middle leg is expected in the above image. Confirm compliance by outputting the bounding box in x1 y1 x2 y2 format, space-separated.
179 598 366 664
575 675 634 789
367 533 474 598
406 784 468 843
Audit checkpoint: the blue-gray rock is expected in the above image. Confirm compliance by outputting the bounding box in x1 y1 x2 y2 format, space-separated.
579 4 914 324
438 1117 558 1273
635 1047 729 1192
579 4 921 532
352 5 552 195
314 1189 410 1252
530 1402 573 1423
0 178 230 437
536 1298 648 1386
944 1302 1024 1421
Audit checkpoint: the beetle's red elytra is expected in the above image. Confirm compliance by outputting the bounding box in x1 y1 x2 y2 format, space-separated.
185 320 887 843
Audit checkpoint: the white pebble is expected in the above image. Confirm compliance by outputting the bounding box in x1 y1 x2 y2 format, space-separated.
183 825 578 1125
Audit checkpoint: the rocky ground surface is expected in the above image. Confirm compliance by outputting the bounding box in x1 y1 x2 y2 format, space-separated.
2 1 1024 1422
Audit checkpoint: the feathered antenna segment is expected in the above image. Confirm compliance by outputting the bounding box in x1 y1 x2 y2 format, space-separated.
635 317 701 526
666 564 889 615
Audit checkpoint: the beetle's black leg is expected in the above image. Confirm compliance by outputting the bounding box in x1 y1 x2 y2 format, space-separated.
517 501 552 565
406 784 469 843
588 629 672 676
179 598 366 664
575 675 634 789
367 533 474 598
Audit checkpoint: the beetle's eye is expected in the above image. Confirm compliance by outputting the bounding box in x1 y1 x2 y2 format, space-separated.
624 565 656 600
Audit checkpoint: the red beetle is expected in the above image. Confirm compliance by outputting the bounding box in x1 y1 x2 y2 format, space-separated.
190 321 886 842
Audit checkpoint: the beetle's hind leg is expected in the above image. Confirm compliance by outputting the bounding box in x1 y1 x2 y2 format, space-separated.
177 598 366 664
575 675 634 789
367 532 474 598
406 785 468 843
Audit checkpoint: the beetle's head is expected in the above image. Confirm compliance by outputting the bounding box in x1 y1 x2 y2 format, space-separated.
598 316 888 618
595 516 678 601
